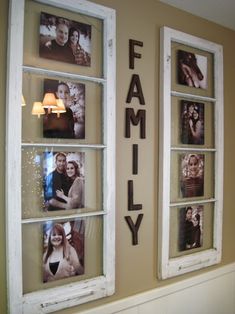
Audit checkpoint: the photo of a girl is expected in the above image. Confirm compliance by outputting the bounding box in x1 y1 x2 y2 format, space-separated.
180 153 204 198
43 219 85 282
181 100 204 145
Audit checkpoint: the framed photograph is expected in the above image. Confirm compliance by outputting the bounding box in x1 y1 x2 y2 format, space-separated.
181 100 204 145
179 205 203 252
43 219 85 282
43 78 85 139
43 151 85 211
177 49 207 89
159 26 223 279
7 0 116 312
180 153 204 198
39 12 91 66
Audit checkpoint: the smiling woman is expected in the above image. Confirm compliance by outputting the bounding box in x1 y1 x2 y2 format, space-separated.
55 160 85 210
43 222 83 282
39 12 91 66
180 153 204 198
43 151 85 211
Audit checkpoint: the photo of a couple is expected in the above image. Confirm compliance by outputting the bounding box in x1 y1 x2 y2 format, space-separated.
179 205 203 251
43 152 85 211
39 12 91 66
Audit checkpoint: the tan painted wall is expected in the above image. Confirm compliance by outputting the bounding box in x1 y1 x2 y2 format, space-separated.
1 0 235 313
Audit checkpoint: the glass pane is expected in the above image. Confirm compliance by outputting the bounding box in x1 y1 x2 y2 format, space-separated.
170 151 215 203
169 202 214 258
24 0 103 78
171 96 215 148
171 42 214 98
22 147 103 219
22 72 103 144
22 216 103 293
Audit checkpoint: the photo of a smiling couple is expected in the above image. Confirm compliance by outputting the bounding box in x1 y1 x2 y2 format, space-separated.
43 151 85 211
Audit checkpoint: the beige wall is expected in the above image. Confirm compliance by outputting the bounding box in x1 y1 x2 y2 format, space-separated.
1 0 235 313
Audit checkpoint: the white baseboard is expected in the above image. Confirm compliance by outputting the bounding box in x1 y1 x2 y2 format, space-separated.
79 263 235 314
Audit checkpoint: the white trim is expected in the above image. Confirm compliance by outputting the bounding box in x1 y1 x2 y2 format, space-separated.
78 263 235 314
23 276 107 314
35 0 115 19
6 0 116 313
6 1 25 313
159 27 224 279
171 147 216 152
23 66 106 84
22 210 106 224
22 143 106 149
171 91 216 102
170 198 216 207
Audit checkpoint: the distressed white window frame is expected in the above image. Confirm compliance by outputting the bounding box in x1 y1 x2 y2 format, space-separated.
158 27 223 279
6 0 116 313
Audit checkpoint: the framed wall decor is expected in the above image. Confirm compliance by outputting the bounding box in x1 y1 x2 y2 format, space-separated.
158 27 223 279
6 0 116 313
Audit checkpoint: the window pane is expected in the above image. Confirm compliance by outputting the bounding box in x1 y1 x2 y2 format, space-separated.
170 151 215 203
171 96 215 148
22 216 103 293
171 42 214 98
24 0 103 78
22 72 103 144
169 202 214 258
22 147 103 218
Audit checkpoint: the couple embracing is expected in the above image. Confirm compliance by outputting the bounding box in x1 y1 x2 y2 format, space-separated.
44 152 84 211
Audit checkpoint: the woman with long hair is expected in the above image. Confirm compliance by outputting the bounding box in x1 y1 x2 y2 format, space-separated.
49 160 84 210
43 223 81 282
189 108 203 144
68 27 91 66
192 213 202 248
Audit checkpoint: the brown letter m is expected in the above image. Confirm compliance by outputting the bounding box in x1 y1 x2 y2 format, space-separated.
125 108 146 139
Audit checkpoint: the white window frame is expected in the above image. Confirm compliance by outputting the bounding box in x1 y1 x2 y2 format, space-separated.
158 26 223 279
6 0 116 313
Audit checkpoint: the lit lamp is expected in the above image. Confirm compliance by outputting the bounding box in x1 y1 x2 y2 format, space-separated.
21 95 26 106
31 102 45 118
42 92 57 113
52 99 66 118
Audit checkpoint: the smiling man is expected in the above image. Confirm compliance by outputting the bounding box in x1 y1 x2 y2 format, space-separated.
43 152 71 211
40 17 75 63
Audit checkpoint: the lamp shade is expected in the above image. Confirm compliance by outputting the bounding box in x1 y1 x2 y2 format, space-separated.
21 95 26 106
32 102 45 118
42 92 57 108
52 99 66 117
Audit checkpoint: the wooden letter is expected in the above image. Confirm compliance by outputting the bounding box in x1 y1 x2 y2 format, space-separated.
126 74 145 105
128 180 142 211
129 39 143 69
125 214 144 245
132 144 138 175
125 108 146 138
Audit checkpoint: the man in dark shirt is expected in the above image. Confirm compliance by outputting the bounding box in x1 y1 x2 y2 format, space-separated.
44 152 71 211
43 82 75 139
40 18 75 64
